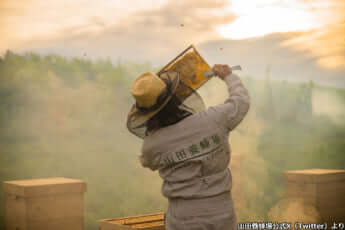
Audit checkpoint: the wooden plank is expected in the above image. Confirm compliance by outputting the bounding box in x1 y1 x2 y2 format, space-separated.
121 214 163 225
132 220 164 229
108 213 164 225
284 169 345 183
99 220 132 230
99 213 165 230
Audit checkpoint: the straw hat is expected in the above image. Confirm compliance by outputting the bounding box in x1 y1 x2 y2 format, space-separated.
127 71 180 137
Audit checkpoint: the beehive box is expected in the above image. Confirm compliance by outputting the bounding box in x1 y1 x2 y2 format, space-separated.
99 213 165 230
284 169 345 222
3 177 87 230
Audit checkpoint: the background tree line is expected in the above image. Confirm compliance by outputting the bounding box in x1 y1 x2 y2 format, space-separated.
0 51 344 229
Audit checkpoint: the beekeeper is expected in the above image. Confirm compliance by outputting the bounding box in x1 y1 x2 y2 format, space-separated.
127 64 250 230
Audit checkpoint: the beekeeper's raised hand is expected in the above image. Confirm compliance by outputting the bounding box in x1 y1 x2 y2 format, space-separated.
212 64 232 80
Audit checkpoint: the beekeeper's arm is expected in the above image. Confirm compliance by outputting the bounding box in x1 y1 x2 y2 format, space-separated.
139 154 159 171
139 143 161 171
206 64 250 131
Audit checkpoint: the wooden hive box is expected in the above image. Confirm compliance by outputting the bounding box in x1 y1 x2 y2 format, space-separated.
3 177 87 230
99 213 165 230
284 169 345 223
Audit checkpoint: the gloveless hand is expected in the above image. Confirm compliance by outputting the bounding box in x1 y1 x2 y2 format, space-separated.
212 64 232 80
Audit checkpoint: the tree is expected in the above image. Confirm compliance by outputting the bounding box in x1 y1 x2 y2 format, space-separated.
258 65 276 121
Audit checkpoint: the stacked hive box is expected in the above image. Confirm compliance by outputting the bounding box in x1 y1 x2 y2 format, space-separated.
3 177 87 230
99 213 165 230
284 169 345 223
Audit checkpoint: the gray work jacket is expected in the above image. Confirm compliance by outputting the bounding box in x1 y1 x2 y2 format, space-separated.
140 73 250 199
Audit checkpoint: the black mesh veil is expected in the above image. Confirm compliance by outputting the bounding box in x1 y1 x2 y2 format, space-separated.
177 81 205 114
127 72 206 139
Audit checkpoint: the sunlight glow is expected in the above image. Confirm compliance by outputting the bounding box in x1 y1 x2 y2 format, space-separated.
218 0 326 39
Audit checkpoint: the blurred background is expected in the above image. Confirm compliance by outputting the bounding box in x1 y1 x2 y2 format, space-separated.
0 0 344 229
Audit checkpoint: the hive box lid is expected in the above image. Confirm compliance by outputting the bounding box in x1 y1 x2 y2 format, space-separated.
99 212 164 230
284 169 345 183
3 177 87 197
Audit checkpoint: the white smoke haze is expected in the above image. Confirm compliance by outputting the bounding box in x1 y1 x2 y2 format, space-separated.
312 87 345 125
197 77 228 107
198 73 345 223
0 58 169 229
268 198 321 228
0 51 344 229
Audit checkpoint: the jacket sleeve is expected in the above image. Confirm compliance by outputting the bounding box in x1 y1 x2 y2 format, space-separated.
205 73 250 132
139 143 161 171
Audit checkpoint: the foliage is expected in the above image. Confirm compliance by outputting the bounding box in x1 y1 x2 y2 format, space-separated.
0 51 344 229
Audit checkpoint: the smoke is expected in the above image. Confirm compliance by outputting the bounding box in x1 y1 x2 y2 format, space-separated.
312 87 345 125
1 53 344 229
0 56 167 230
197 76 228 106
197 74 345 223
268 198 321 227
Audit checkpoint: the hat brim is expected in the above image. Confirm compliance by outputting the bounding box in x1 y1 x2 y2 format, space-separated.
127 71 180 134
